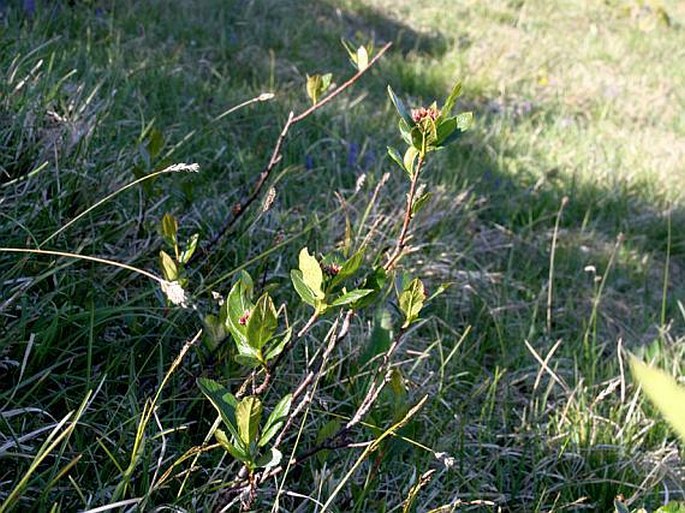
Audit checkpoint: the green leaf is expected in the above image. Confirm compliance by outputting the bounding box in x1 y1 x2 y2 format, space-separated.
237 270 254 297
387 85 414 126
255 447 282 470
197 378 241 444
435 117 457 147
341 38 371 71
330 289 374 307
389 368 406 398
339 249 364 277
316 419 340 445
236 396 263 446
264 327 292 362
179 233 199 264
435 112 473 148
441 81 463 117
291 269 317 307
298 247 324 299
306 74 320 105
330 250 364 289
399 278 425 328
321 73 332 92
225 276 254 347
235 347 262 369
160 213 178 247
259 393 293 447
410 126 425 152
387 146 405 172
426 102 439 144
246 293 278 350
403 146 419 177
159 250 178 281
398 119 413 145
412 192 432 216
215 428 249 462
305 73 332 105
630 356 685 442
356 45 368 71
341 38 356 62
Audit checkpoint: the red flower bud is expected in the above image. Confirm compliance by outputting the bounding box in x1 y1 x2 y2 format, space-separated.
323 263 342 277
411 106 440 124
238 309 251 325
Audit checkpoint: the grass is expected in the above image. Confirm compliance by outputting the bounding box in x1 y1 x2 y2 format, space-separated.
1 0 684 511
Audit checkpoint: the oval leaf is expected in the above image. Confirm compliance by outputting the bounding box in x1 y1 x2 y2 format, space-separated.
299 247 324 299
264 327 292 362
179 233 199 264
215 428 248 462
225 280 251 347
412 192 432 216
403 146 419 177
387 85 414 126
197 378 241 444
330 249 365 289
291 269 317 307
330 288 374 307
441 81 463 117
236 396 263 446
235 347 262 369
399 278 425 328
356 46 368 71
387 146 405 172
259 393 293 447
247 293 278 350
159 250 178 282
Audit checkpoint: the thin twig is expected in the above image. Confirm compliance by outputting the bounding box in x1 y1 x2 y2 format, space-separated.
273 311 351 448
384 156 424 271
282 325 410 468
192 42 392 264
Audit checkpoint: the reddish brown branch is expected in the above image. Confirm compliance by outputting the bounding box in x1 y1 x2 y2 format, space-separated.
192 42 393 264
384 156 424 271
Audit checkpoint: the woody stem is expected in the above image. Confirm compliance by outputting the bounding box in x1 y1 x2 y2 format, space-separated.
384 155 424 271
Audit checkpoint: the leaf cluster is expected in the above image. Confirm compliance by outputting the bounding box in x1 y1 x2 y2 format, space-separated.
197 378 292 471
204 271 290 368
387 81 473 178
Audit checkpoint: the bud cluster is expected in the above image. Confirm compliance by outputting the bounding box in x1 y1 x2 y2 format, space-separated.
411 105 440 124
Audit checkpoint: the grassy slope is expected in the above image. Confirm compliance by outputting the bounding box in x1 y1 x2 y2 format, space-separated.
1 0 684 511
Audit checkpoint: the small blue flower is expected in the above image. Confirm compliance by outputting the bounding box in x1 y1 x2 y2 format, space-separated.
347 142 360 168
23 0 36 16
305 154 314 170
